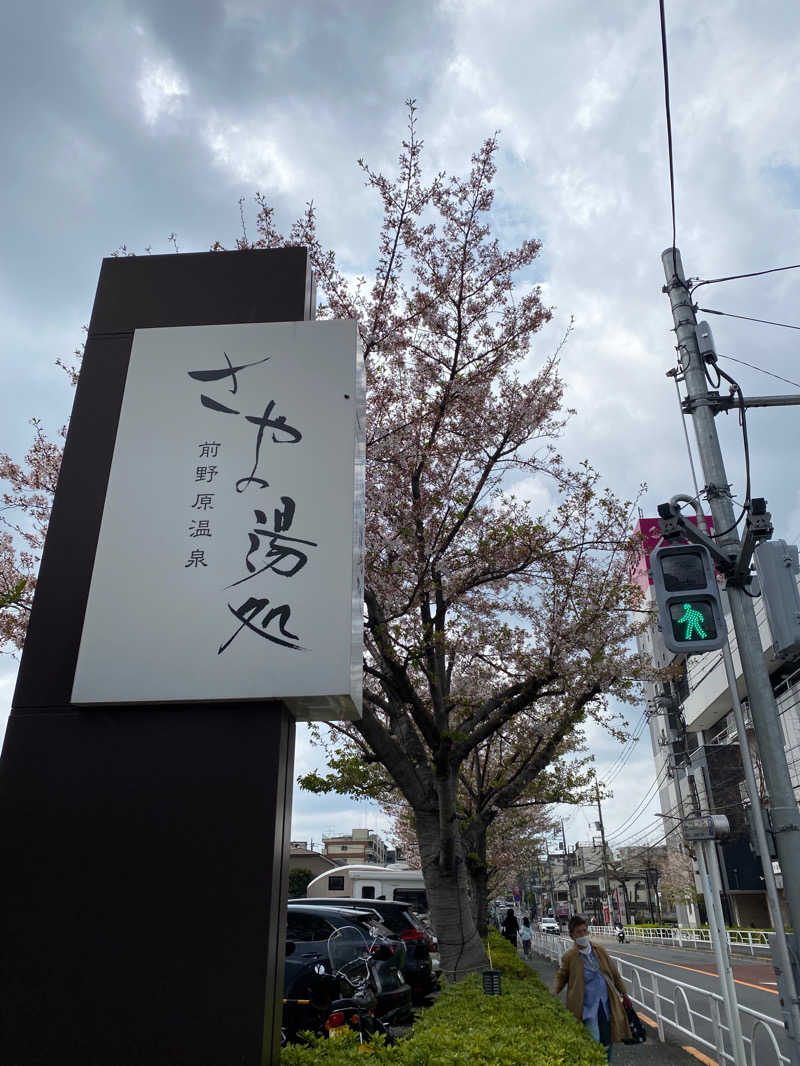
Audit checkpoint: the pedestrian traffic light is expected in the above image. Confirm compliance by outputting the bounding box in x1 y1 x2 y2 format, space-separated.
650 544 727 654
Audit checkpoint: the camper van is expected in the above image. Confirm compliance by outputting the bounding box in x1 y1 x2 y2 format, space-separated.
304 864 427 913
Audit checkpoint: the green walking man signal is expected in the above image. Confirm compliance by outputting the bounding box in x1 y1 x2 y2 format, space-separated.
676 602 708 640
650 544 727 654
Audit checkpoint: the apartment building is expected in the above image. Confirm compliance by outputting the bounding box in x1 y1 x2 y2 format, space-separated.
321 827 388 866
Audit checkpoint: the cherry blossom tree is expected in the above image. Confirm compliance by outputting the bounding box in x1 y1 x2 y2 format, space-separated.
0 413 70 652
317 743 565 935
658 847 697 909
231 102 650 977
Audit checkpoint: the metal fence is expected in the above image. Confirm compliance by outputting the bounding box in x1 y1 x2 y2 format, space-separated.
586 923 771 957
530 930 786 1066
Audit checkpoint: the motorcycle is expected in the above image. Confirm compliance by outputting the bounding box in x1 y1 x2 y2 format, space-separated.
615 925 626 944
324 926 397 1042
282 925 400 1046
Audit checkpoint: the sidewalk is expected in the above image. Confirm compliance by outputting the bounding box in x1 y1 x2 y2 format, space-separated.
524 949 713 1066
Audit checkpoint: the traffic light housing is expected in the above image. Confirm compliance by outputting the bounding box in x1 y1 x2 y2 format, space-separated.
754 540 800 660
651 544 727 654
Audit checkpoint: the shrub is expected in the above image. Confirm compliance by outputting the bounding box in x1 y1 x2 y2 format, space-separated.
280 931 605 1065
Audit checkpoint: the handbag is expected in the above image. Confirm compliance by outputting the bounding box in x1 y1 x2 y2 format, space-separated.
622 1004 647 1045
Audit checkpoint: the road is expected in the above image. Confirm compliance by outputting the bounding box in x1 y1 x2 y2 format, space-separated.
592 934 789 1065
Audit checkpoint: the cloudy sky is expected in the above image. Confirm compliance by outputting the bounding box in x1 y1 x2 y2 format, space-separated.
2 0 800 859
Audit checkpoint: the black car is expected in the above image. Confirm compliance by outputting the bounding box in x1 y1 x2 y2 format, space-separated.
292 897 439 1001
284 904 412 1027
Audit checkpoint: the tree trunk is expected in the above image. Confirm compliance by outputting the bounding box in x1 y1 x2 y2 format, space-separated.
467 830 489 939
415 809 489 982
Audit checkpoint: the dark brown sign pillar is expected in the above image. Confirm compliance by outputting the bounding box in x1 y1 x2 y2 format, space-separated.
0 250 316 1065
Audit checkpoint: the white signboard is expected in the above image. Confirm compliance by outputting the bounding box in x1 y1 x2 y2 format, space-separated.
72 320 364 719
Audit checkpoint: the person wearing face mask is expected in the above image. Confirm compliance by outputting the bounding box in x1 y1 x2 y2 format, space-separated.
551 914 632 1062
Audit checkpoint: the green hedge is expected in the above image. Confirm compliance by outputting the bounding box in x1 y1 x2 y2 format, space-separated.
280 931 605 1065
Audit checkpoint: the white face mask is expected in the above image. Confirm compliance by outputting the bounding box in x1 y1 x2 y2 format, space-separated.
574 935 590 948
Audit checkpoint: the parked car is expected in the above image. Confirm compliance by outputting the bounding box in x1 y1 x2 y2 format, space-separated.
284 904 412 1025
539 917 560 934
292 897 439 1001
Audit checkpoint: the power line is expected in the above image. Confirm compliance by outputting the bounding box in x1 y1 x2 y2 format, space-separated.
604 712 649 786
715 352 800 391
691 262 800 293
698 307 800 332
606 800 665 846
696 356 751 536
658 0 678 276
670 371 702 502
607 819 664 850
574 825 672 876
606 763 671 841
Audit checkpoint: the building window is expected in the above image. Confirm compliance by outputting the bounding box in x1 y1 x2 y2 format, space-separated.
328 876 345 891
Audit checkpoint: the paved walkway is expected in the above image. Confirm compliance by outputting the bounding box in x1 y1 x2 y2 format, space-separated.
525 949 716 1065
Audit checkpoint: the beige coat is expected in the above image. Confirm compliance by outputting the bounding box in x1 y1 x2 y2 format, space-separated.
551 942 632 1044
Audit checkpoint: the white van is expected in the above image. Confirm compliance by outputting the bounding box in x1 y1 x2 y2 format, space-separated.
304 864 427 912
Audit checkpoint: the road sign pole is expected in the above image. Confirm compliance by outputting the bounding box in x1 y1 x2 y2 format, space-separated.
696 839 747 1066
721 643 800 1065
595 779 615 924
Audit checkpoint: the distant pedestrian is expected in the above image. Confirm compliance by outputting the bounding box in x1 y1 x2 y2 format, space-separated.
519 916 532 956
502 907 519 947
551 914 632 1062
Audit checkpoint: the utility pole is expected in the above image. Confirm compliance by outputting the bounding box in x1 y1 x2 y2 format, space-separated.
643 865 655 923
595 779 615 925
561 820 574 916
662 247 800 1065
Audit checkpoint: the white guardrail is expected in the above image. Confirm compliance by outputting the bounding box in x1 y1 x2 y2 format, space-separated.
530 930 787 1066
588 923 771 957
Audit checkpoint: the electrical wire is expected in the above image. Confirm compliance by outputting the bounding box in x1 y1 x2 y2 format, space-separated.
603 712 649 786
698 307 800 332
608 819 664 850
606 803 666 848
606 712 647 773
605 726 648 788
672 373 702 502
691 262 800 294
572 826 672 882
605 763 672 842
715 353 800 392
658 0 679 283
693 354 752 539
